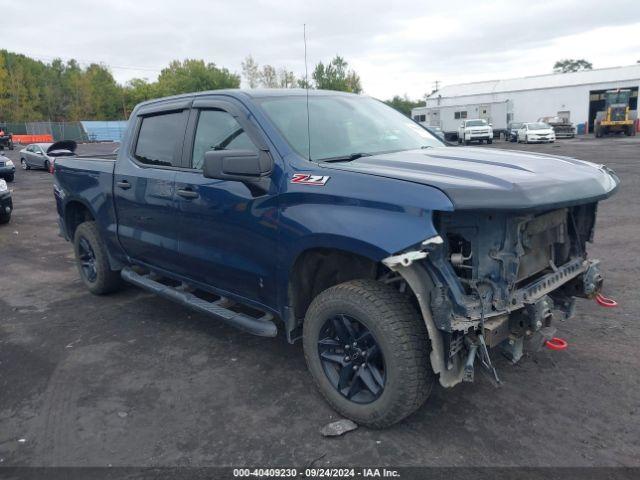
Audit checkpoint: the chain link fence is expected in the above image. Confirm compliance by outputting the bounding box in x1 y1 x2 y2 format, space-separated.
0 121 127 143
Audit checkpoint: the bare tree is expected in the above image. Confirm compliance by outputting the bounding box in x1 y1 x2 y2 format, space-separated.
241 55 260 88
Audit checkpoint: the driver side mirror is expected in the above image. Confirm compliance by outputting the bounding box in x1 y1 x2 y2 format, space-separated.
203 149 273 183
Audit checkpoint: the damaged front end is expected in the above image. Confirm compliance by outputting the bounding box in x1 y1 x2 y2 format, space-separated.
383 203 607 388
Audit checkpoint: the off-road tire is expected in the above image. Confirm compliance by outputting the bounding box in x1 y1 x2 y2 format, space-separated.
73 221 122 295
303 279 435 428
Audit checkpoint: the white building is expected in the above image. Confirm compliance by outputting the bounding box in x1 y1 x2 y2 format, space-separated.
412 64 640 135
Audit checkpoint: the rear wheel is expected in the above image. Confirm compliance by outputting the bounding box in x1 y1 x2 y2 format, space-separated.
73 221 122 295
44 160 50 171
303 279 434 428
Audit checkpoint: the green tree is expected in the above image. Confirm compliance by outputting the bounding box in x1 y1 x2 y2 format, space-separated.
312 56 362 93
123 78 157 116
553 59 593 73
384 95 423 117
155 59 240 96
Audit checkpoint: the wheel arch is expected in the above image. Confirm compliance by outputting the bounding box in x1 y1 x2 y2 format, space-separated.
63 198 95 240
286 246 379 333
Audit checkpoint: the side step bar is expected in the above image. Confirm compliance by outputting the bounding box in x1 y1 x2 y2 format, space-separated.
121 267 277 337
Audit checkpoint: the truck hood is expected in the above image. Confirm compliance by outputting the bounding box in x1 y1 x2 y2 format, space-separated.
323 147 619 211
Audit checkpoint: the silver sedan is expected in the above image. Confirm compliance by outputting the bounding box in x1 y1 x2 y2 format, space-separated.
20 142 76 171
20 143 56 170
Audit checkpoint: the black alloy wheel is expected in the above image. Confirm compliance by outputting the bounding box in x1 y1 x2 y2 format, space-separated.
77 236 98 283
317 314 386 404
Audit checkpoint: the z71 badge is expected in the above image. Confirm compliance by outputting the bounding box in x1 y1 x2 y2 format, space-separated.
291 174 330 186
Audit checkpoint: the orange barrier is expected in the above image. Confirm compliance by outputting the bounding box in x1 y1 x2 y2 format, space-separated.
12 134 54 144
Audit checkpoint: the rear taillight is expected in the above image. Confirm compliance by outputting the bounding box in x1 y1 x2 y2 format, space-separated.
49 161 55 174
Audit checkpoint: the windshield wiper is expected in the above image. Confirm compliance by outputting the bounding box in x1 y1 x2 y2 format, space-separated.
320 152 373 163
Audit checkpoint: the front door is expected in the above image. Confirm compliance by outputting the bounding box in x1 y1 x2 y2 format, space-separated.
174 99 280 306
113 109 189 273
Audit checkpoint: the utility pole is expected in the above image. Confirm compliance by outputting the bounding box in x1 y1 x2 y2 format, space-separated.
432 80 440 94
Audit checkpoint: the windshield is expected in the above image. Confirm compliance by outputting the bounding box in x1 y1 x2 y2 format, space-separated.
528 123 550 130
256 95 442 161
510 123 523 129
465 120 487 127
606 90 630 105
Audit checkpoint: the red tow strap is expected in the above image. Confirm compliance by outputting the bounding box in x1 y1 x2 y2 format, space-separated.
595 293 618 308
545 337 568 351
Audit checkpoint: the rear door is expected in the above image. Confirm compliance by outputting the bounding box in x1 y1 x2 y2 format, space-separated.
113 101 190 273
173 97 280 305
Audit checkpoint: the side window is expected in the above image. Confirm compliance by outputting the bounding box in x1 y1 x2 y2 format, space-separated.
134 111 186 167
191 110 257 170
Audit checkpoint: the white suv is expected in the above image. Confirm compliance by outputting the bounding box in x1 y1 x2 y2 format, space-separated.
458 119 493 145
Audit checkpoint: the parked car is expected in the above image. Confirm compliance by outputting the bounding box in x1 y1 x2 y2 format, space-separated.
20 140 77 171
505 122 524 142
54 89 619 428
457 119 493 144
538 116 576 138
424 125 446 142
0 179 12 224
0 154 16 182
517 122 556 143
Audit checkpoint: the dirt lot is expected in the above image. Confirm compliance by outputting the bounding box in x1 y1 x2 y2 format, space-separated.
0 137 639 468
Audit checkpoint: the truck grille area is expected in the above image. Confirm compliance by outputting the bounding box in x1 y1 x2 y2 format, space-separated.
431 204 597 324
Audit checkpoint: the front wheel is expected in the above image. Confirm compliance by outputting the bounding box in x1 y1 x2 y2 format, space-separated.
0 211 10 224
73 221 122 295
21 159 30 170
487 138 493 144
303 279 434 428
5 174 14 182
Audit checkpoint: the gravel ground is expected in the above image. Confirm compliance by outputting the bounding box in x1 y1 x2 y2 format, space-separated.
0 137 638 468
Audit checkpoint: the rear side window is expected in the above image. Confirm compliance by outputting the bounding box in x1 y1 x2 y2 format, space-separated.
134 112 186 167
191 110 257 169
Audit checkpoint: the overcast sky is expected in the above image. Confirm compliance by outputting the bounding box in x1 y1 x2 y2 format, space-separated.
2 0 639 99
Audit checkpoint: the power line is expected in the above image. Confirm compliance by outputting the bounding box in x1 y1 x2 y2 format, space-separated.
19 52 163 73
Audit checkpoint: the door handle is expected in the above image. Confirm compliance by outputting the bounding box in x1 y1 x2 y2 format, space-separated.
177 188 199 199
116 180 131 190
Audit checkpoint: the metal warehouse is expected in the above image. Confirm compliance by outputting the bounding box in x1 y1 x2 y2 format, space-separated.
412 64 640 138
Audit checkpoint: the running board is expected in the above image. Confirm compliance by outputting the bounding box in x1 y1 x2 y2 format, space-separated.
121 267 277 337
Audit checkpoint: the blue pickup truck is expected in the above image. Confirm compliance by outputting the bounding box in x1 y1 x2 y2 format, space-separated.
53 89 619 427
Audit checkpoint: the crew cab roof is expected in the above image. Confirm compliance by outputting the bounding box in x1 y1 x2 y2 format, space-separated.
133 88 358 110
